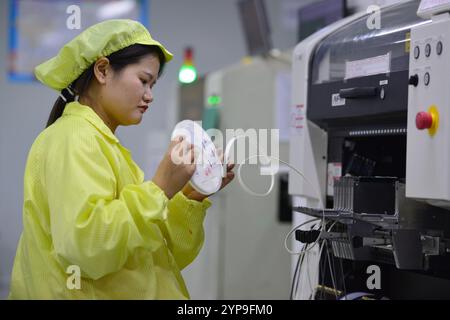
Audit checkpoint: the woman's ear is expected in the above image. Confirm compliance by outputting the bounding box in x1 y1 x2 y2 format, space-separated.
93 57 111 85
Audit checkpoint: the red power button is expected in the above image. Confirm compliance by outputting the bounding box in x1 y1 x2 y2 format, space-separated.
416 111 433 130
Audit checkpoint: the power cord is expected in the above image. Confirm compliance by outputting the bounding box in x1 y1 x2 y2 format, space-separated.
222 135 328 300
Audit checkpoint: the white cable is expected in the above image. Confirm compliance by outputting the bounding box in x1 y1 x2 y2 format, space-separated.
223 135 329 299
293 221 336 300
293 225 324 300
224 146 326 254
223 135 324 203
237 163 275 197
284 218 321 255
308 240 327 300
222 136 275 196
308 221 338 300
296 220 337 300
326 240 339 300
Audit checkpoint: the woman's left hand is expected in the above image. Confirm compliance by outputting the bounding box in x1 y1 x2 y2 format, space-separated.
182 162 235 202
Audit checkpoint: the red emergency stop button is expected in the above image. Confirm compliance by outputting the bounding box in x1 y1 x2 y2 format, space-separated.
416 111 433 130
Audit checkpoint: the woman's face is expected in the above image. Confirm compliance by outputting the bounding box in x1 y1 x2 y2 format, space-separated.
100 54 160 128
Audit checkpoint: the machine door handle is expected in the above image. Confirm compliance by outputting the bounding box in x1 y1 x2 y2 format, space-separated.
339 87 378 99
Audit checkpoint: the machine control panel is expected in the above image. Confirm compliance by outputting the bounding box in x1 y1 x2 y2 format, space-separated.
406 16 450 204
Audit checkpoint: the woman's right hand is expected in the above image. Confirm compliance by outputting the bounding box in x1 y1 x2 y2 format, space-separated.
152 136 197 199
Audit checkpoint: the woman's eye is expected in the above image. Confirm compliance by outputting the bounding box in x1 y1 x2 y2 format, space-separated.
140 79 147 85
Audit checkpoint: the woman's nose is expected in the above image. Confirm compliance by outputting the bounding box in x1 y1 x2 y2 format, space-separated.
143 89 153 104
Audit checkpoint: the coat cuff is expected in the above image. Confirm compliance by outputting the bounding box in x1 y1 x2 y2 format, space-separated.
169 191 212 218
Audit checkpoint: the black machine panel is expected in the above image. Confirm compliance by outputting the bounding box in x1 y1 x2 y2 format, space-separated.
308 71 408 128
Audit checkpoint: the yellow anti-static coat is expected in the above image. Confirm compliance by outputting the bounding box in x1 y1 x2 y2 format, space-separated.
9 101 211 299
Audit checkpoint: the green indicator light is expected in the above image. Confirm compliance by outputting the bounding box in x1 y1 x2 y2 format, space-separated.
208 95 222 106
178 65 197 84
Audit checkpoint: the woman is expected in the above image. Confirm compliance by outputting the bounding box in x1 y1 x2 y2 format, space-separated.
9 19 234 299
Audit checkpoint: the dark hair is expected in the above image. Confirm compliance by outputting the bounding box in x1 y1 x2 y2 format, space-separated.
46 44 166 128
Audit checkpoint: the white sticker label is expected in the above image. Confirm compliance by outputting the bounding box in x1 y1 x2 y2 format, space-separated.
332 93 346 107
345 53 391 80
379 80 388 85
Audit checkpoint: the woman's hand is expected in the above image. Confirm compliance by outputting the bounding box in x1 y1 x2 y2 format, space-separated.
182 150 235 202
152 136 197 199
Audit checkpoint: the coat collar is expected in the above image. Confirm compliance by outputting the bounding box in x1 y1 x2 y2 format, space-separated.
63 101 119 144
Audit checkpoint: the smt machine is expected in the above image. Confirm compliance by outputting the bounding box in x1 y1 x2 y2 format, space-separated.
289 0 450 299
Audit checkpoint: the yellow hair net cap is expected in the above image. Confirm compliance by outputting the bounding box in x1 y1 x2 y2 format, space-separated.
35 19 173 91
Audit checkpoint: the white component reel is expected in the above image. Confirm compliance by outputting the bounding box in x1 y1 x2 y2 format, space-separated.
171 120 223 195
